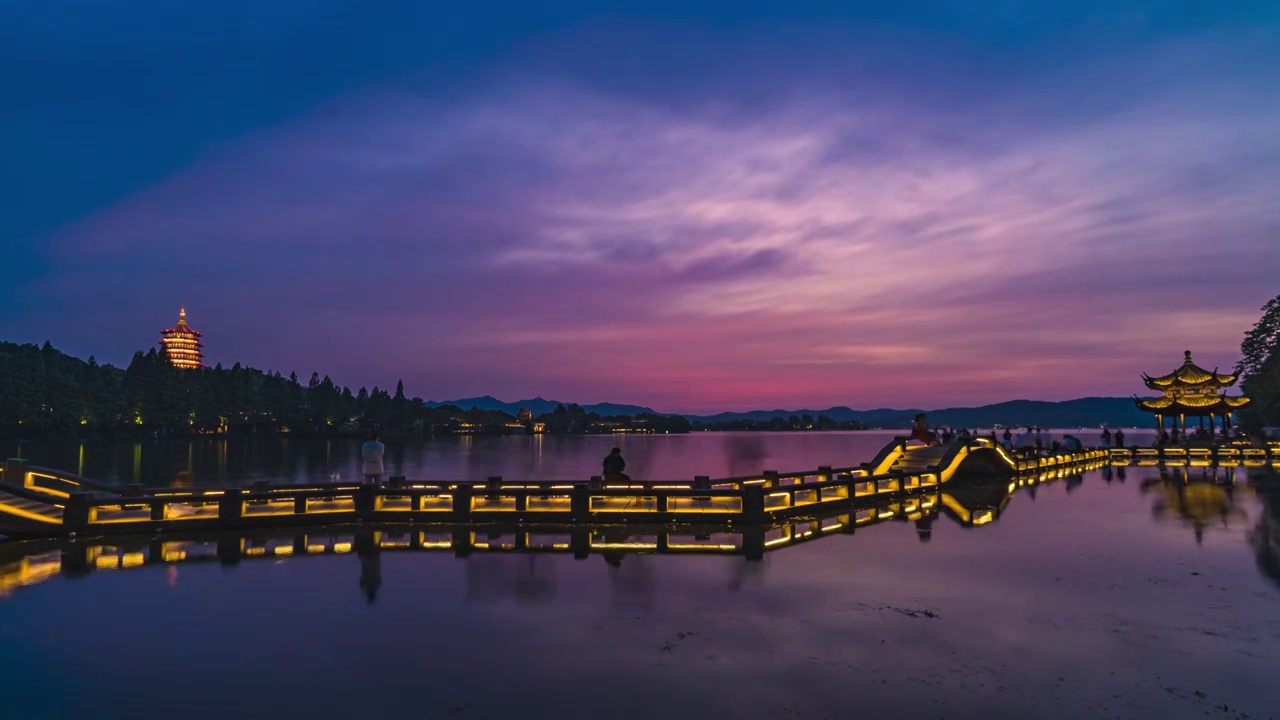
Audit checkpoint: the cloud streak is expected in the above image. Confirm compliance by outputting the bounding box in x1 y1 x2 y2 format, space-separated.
12 22 1280 411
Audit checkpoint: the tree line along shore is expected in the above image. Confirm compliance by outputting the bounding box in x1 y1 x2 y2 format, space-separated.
0 341 869 439
3 290 1277 442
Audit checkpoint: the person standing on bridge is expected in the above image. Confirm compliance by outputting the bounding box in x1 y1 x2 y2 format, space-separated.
1114 429 1125 448
361 431 386 486
1100 427 1112 448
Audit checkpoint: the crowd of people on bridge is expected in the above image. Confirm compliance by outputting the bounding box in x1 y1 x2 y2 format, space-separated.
351 417 1261 492
908 414 1092 455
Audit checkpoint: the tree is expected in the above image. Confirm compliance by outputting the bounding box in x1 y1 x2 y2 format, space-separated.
1239 295 1280 378
1239 293 1280 430
0 343 46 428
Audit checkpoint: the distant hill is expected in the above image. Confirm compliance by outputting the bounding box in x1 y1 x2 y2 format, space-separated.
688 397 1152 428
920 398 1152 429
425 395 1153 428
425 395 660 418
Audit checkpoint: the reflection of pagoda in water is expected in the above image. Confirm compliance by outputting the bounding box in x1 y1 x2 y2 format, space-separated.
1133 351 1249 434
160 307 205 369
1145 466 1248 545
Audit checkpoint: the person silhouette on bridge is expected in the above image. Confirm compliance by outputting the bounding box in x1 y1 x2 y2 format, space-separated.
603 448 630 481
361 431 386 486
1100 427 1112 448
909 414 937 446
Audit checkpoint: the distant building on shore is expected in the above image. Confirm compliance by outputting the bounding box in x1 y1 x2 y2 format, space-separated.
160 307 204 369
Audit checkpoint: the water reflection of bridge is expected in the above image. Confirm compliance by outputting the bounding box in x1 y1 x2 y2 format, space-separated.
1 461 1109 601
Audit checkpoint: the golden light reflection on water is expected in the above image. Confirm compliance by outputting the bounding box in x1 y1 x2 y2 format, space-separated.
5 463 1274 602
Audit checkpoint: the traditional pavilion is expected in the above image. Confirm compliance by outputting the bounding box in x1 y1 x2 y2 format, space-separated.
160 307 205 369
1133 351 1250 435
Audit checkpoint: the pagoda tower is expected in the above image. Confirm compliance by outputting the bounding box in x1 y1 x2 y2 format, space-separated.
1133 351 1249 435
160 307 205 369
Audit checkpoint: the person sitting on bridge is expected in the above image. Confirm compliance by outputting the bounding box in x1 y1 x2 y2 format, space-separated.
603 448 630 481
908 414 938 446
1062 434 1084 452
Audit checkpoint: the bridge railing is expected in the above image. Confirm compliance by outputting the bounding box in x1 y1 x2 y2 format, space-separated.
10 449 1105 538
4 460 120 499
51 465 961 533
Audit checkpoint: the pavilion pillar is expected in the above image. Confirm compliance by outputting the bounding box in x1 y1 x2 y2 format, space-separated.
1156 415 1164 431
1209 414 1216 436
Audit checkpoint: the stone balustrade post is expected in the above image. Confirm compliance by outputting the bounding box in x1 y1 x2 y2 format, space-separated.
571 484 590 519
4 458 28 487
742 484 766 524
63 493 92 533
218 488 244 528
452 483 474 521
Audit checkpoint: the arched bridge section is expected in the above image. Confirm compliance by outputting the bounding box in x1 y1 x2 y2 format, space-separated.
868 437 1019 481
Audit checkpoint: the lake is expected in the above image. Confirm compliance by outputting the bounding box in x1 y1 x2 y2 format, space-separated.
3 432 1278 720
4 429 1144 487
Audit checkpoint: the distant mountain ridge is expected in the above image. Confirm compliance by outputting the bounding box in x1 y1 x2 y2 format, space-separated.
425 396 1153 429
424 396 660 418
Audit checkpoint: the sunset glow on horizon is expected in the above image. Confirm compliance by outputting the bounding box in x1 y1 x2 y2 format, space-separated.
4 3 1278 413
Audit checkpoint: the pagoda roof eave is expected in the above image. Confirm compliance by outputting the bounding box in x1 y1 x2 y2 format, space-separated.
161 324 203 337
1132 395 1251 416
1142 351 1239 389
1142 374 1238 390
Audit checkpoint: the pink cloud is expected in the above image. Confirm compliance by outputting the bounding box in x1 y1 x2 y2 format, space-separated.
20 29 1280 412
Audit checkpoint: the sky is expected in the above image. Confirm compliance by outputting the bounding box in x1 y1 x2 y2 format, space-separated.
3 1 1279 413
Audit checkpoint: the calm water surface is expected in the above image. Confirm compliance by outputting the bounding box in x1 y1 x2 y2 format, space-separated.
6 429 1141 486
3 433 1278 720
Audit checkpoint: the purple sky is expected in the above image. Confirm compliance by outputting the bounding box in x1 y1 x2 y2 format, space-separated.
4 5 1279 412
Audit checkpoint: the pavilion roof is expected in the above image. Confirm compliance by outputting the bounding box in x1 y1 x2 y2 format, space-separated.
1142 351 1237 390
1132 394 1250 416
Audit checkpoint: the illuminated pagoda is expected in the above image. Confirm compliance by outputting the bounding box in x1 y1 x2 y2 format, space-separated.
1133 351 1249 435
160 307 205 369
